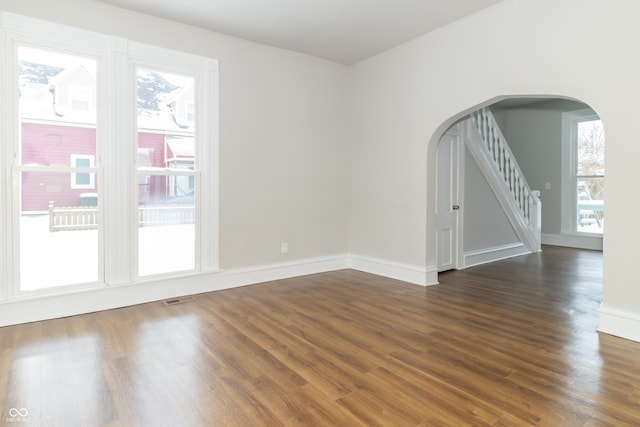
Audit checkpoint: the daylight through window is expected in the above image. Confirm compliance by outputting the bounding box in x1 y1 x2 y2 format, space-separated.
576 119 604 234
136 68 197 276
1 14 219 298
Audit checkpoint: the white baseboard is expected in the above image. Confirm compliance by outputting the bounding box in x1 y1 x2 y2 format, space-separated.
463 242 531 268
0 253 436 327
217 255 349 289
598 304 640 343
0 255 348 327
348 254 438 287
542 233 603 251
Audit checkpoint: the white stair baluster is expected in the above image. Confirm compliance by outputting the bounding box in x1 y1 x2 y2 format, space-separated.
468 107 541 252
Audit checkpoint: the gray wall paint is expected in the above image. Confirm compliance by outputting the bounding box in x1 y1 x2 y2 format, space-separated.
491 100 592 235
463 145 520 252
491 109 508 133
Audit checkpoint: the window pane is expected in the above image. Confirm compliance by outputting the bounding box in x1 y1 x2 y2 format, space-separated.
136 68 196 169
71 155 95 189
19 47 97 167
75 158 90 168
577 178 604 234
137 68 196 276
70 87 91 111
20 171 99 290
138 174 195 276
75 172 90 186
576 118 604 234
577 119 605 176
17 46 100 292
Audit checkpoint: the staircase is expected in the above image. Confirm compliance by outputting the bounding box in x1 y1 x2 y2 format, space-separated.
465 107 541 252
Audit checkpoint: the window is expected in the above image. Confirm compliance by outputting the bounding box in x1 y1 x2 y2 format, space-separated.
562 109 605 235
71 154 95 189
17 47 100 291
136 68 197 276
0 13 219 298
70 87 91 111
186 102 195 122
576 119 604 233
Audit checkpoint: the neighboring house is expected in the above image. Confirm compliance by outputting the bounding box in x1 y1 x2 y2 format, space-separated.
19 64 195 212
49 65 96 119
165 85 195 128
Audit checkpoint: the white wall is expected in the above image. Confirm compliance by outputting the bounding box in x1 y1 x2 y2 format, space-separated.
350 0 640 341
3 0 640 342
0 0 350 270
0 0 353 326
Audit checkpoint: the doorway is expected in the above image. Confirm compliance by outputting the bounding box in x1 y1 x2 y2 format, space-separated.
436 123 464 272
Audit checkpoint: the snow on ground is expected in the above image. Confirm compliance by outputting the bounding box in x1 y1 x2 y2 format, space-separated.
19 215 194 291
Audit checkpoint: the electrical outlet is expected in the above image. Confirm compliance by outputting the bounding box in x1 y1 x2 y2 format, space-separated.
281 242 288 254
545 182 551 190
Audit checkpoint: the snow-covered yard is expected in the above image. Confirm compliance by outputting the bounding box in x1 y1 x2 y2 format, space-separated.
19 215 194 291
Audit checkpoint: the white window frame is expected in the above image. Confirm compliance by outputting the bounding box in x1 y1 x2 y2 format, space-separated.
0 12 219 300
4 20 107 297
70 154 95 189
561 108 604 237
129 45 218 279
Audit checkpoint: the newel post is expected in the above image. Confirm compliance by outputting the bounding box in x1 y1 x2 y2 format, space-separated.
530 190 542 251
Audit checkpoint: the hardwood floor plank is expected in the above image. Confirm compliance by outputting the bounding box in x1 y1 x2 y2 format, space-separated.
282 383 367 427
370 365 504 426
2 246 640 425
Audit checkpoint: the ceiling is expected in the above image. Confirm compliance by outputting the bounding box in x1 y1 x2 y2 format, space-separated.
92 0 504 65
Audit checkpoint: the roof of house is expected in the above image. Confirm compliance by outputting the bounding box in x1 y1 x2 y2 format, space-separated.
48 65 95 88
19 62 193 133
166 136 194 158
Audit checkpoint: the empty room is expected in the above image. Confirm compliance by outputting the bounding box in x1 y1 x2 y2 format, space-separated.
1 0 640 425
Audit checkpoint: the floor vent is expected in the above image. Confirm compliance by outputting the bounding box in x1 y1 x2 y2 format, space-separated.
163 296 196 306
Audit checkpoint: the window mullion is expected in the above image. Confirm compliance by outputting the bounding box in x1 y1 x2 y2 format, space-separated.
103 37 135 286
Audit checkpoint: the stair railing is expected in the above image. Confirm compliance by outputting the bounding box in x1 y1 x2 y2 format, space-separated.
470 107 541 250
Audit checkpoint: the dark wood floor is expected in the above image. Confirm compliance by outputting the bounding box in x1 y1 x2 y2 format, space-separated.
1 246 639 426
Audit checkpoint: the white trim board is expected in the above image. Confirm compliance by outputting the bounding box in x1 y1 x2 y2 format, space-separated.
2 252 635 344
598 304 640 343
348 254 438 287
542 233 603 251
0 254 435 327
463 242 531 268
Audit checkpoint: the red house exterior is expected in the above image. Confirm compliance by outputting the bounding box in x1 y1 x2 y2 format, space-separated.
20 124 174 211
21 123 97 211
19 64 194 212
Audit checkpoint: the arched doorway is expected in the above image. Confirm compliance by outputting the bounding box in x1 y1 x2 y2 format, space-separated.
432 96 604 273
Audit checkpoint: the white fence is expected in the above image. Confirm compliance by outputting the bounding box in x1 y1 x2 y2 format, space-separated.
48 202 194 232
49 203 98 232
138 205 195 227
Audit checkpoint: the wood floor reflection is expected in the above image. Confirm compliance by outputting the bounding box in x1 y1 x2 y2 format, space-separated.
1 246 639 426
